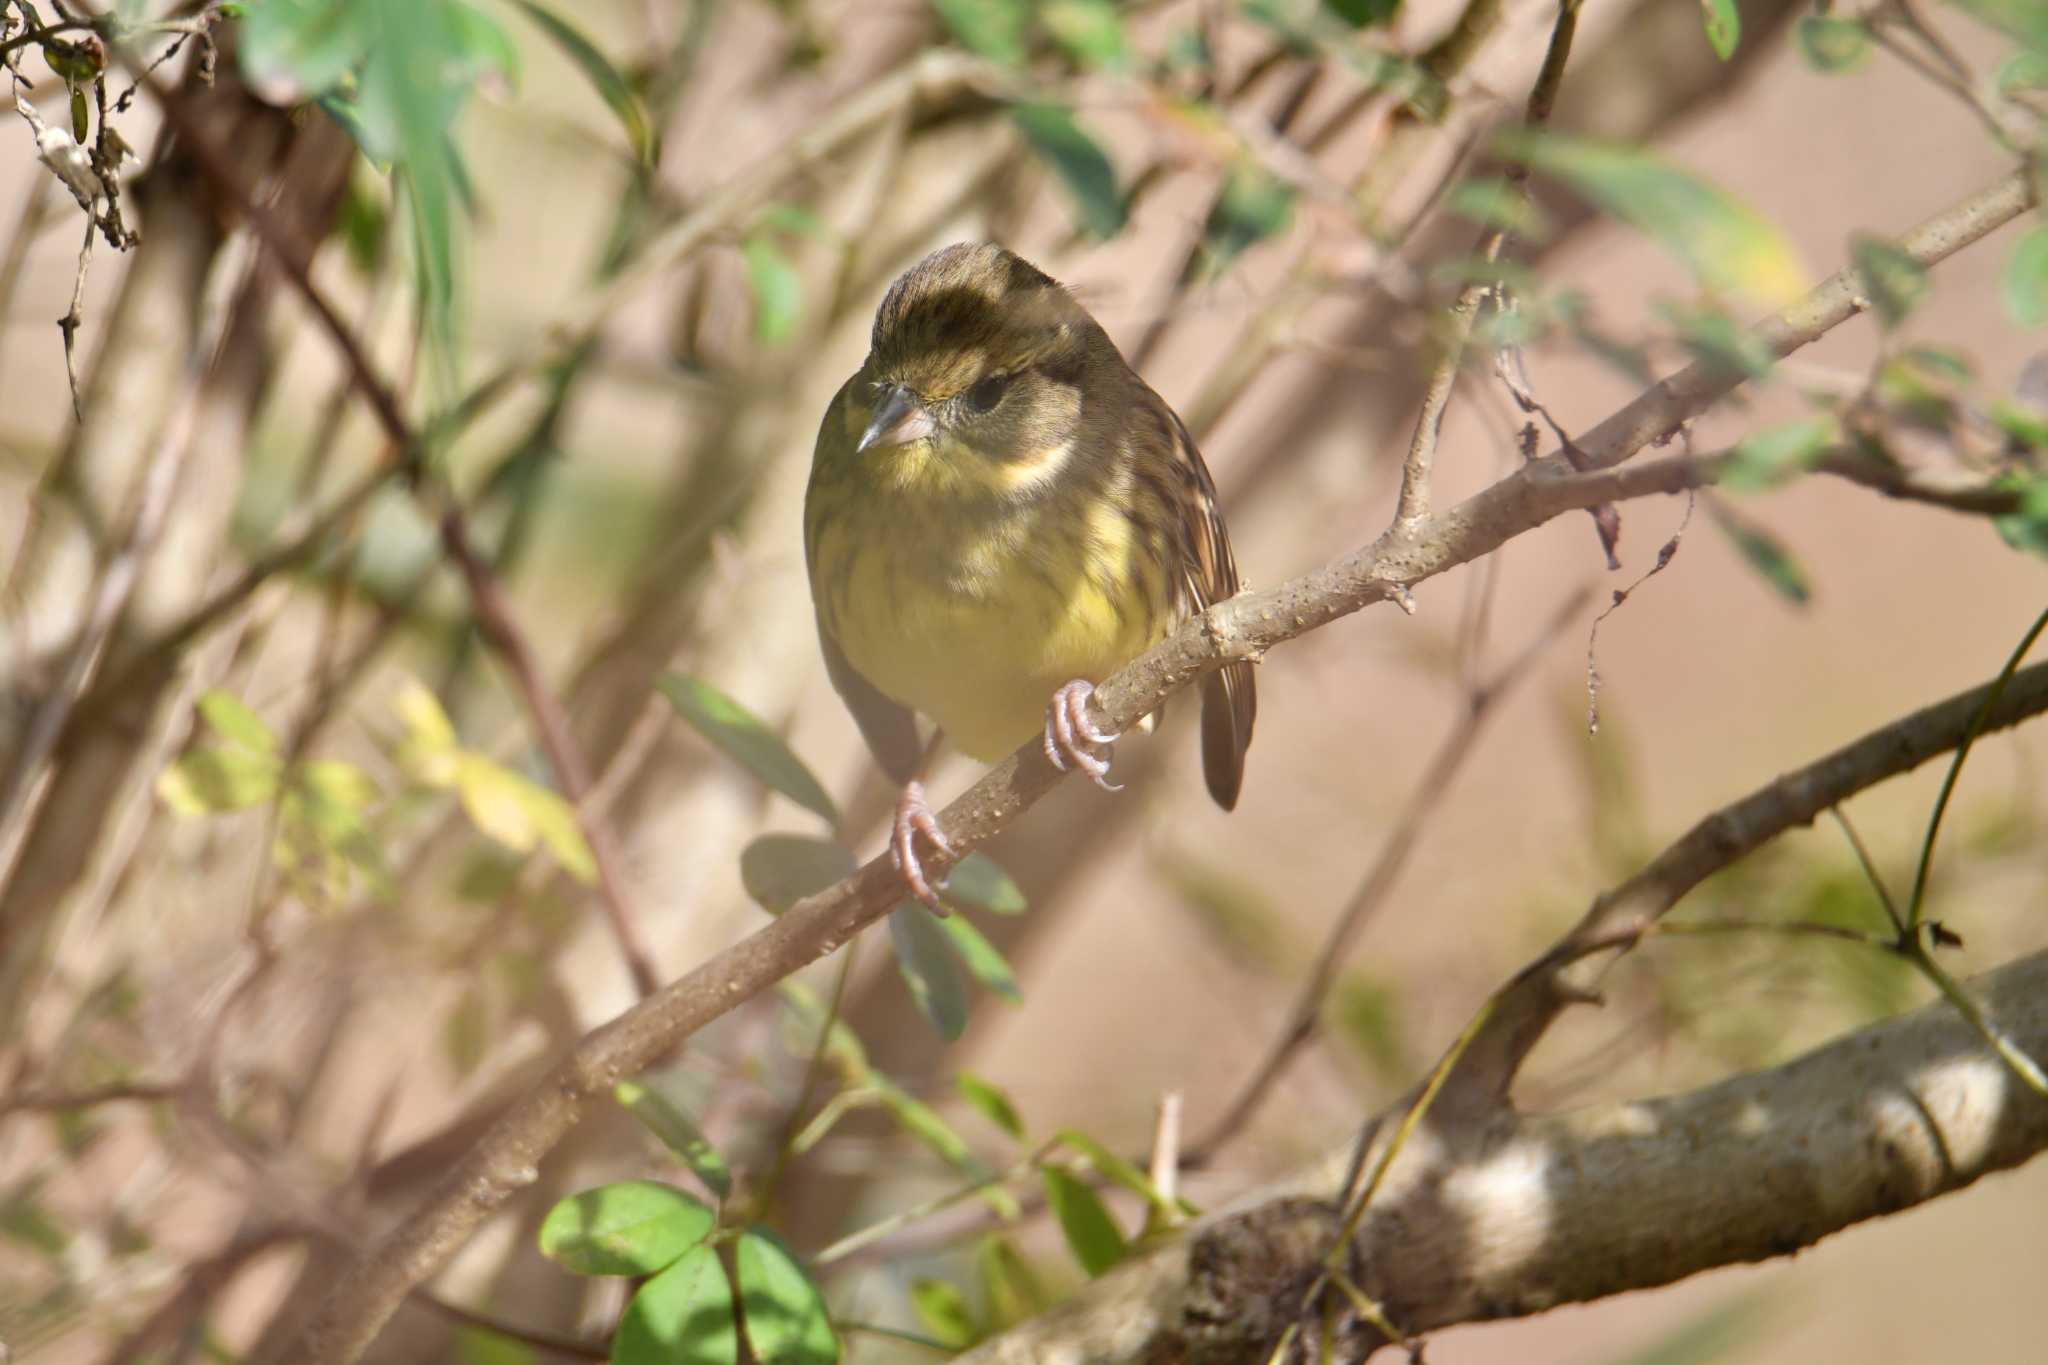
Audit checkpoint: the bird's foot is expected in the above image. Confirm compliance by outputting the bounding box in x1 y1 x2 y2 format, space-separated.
890 778 956 915
1043 679 1121 792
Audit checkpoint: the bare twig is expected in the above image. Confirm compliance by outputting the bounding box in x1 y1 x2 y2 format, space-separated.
1190 585 1590 1164
1392 0 1582 530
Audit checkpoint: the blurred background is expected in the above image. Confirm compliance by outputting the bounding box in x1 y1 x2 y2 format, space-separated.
3 0 2047 1361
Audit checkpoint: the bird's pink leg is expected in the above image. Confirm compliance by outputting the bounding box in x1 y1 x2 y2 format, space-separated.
1042 679 1122 792
890 778 957 914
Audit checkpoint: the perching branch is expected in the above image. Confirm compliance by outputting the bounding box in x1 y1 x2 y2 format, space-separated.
955 944 2048 1363
292 166 2035 1364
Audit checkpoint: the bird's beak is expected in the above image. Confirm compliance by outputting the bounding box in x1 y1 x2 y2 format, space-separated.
858 383 936 453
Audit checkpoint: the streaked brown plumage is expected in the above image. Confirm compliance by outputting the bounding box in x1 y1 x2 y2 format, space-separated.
804 242 1255 905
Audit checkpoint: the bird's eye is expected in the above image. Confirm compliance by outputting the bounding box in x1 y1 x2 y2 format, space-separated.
963 372 1013 414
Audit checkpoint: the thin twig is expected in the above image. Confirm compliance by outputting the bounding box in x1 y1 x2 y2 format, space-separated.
1907 603 2048 927
1391 0 1582 530
1827 805 1906 937
1189 585 1590 1164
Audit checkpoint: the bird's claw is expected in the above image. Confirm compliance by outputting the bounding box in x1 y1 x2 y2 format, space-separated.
1042 679 1121 792
891 778 956 915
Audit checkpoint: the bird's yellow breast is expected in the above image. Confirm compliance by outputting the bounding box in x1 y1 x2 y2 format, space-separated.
808 432 1168 762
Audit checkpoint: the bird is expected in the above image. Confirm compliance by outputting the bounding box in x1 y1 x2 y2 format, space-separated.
803 241 1255 910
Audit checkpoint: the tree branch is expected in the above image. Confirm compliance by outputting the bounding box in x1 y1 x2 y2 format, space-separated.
1448 654 2048 1110
956 946 2048 1362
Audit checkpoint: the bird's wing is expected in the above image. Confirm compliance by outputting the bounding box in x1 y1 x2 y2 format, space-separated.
1156 401 1257 810
817 618 924 784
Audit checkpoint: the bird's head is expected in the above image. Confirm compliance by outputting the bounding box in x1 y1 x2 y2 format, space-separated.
853 243 1110 485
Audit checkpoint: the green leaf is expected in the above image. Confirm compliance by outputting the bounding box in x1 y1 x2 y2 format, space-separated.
1992 399 2048 452
741 835 856 914
659 675 838 822
238 0 364 97
443 984 490 1077
955 1071 1025 1140
525 785 597 885
1721 416 1837 492
1994 476 2048 558
614 1245 739 1365
1197 161 1295 277
1569 313 1656 386
935 912 1021 1004
0 1185 70 1256
2001 226 2048 328
976 1236 1049 1326
1013 102 1125 239
891 906 971 1040
909 1277 981 1349
506 0 654 164
1876 353 1963 427
1445 176 1550 239
779 982 868 1070
736 1228 840 1364
1948 0 2048 53
246 0 524 391
1851 235 1929 329
1795 15 1871 71
872 1076 986 1176
1159 856 1288 974
943 852 1027 914
297 758 381 811
1040 1167 1127 1276
394 677 458 747
931 0 1028 63
198 690 278 753
1699 0 1739 58
1997 49 2048 95
1164 27 1212 72
157 747 282 815
743 236 803 344
1053 1129 1170 1213
457 1324 538 1365
1707 499 1811 605
616 1081 734 1199
1041 0 1130 69
757 203 827 238
537 1180 715 1277
1898 345 1974 385
1323 0 1399 27
446 1 521 84
1499 132 1805 305
1330 973 1407 1084
335 165 390 274
453 753 595 883
1656 300 1777 380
